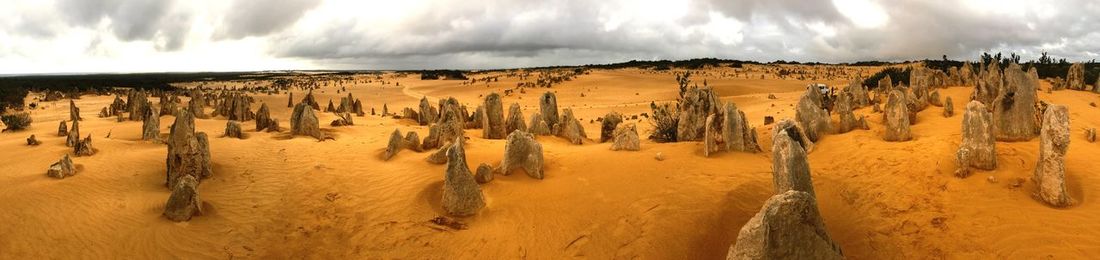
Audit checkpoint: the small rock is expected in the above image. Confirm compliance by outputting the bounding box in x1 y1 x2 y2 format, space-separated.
475 163 493 184
46 154 76 179
655 152 665 161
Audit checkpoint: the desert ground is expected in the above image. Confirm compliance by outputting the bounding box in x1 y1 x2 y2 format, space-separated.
1 64 1098 259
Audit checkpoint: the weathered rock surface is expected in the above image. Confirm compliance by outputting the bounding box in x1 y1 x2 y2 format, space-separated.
58 121 68 136
255 103 271 131
74 135 96 156
418 97 437 125
726 190 843 260
500 131 544 179
539 92 560 133
404 131 421 152
883 90 912 142
558 108 587 144
426 143 453 164
600 111 623 143
142 105 159 140
836 92 858 134
225 120 243 139
955 101 996 178
528 112 551 136
993 63 1039 141
475 163 494 184
795 87 830 142
46 154 76 179
1066 63 1085 90
441 139 486 216
1033 105 1073 207
676 87 721 141
610 122 640 151
771 129 815 196
943 96 954 117
773 119 814 153
290 103 322 140
482 93 506 139
69 100 81 122
66 119 80 147
383 129 404 161
27 134 41 146
1086 128 1096 143
166 109 212 188
163 175 202 222
505 103 527 136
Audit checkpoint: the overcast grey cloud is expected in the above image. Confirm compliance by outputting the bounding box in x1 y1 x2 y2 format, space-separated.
0 0 1098 73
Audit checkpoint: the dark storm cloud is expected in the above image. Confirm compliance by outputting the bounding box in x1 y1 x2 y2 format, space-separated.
216 0 322 39
3 0 1099 71
54 0 193 51
267 0 1100 69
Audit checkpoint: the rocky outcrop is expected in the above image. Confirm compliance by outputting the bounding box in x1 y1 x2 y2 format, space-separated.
1033 105 1073 207
727 190 843 260
142 105 160 140
795 88 830 142
225 120 243 139
418 97 437 125
74 135 96 156
475 163 494 184
704 114 721 157
426 143 453 164
771 128 815 196
1066 63 1085 90
943 96 954 117
540 92 560 133
188 98 206 119
255 103 271 131
883 90 912 142
929 91 943 107
330 111 354 126
836 92 858 134
383 129 404 161
301 90 320 110
955 101 996 178
441 138 486 216
69 100 81 122
558 108 587 144
773 119 814 153
423 99 466 149
500 131 544 179
404 131 421 152
66 119 80 147
163 175 202 222
1086 128 1096 143
482 93 506 139
27 134 40 146
993 63 1039 142
846 77 869 107
505 103 527 136
127 90 148 121
610 122 640 151
600 111 624 143
166 109 213 189
46 154 76 179
677 87 721 141
58 121 68 136
290 103 322 140
528 112 551 136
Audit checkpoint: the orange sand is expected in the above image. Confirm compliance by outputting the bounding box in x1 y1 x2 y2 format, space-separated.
1 67 1098 259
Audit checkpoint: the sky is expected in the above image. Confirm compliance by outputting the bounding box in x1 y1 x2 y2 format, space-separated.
1 0 1098 74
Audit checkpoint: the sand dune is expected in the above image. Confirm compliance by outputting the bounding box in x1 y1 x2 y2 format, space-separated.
1 67 1098 259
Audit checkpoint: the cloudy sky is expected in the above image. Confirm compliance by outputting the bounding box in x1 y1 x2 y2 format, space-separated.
1 0 1097 74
